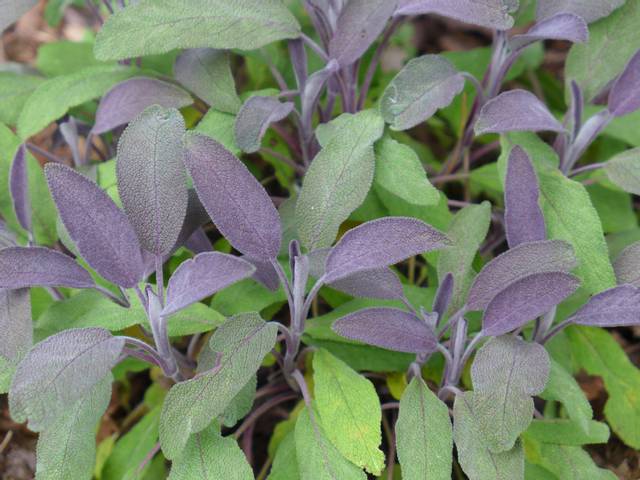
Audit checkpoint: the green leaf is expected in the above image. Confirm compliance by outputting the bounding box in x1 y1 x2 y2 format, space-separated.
210 278 286 317
221 376 256 428
436 201 491 312
194 109 240 156
17 65 140 139
36 40 106 77
268 431 300 480
35 376 112 480
0 72 44 126
564 325 640 448
295 406 367 480
497 132 559 184
313 349 384 475
374 135 439 207
159 313 277 459
102 407 161 480
524 419 609 446
566 0 640 101
453 392 525 480
95 0 301 61
604 147 640 195
586 183 636 234
295 110 384 250
540 359 592 432
168 423 253 480
396 377 452 480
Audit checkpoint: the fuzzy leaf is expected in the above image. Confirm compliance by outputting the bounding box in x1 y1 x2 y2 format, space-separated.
525 419 609 446
174 48 241 114
17 65 139 139
313 349 385 475
0 0 38 32
524 440 618 480
568 285 640 326
604 147 640 195
396 377 452 480
184 133 282 260
295 407 366 480
168 423 253 480
374 135 440 206
437 202 491 313
45 164 145 288
0 288 31 368
9 144 30 232
614 240 640 286
609 49 640 117
467 240 577 310
380 55 464 131
295 111 384 250
470 336 550 452
325 217 449 283
395 0 516 29
159 313 277 459
35 376 112 480
94 77 192 135
537 0 625 23
483 272 580 336
504 146 546 248
453 392 525 480
0 71 44 126
163 252 255 315
0 246 94 289
333 307 437 354
329 0 397 66
117 105 188 256
476 90 564 135
509 13 588 51
565 0 640 102
235 96 294 153
95 0 301 61
269 431 300 480
9 328 123 431
432 272 454 319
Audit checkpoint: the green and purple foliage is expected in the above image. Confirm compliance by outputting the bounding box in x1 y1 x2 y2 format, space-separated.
0 0 639 479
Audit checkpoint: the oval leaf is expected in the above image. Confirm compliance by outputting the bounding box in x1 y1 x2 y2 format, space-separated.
184 133 282 260
163 252 256 316
45 163 145 288
333 307 437 354
396 0 516 30
117 105 188 256
0 246 94 289
9 144 30 233
509 13 588 51
483 272 580 336
0 288 32 367
329 0 397 67
467 240 577 310
614 240 640 286
569 285 640 327
9 327 123 431
94 77 192 134
604 147 640 195
609 49 640 117
235 96 294 153
95 0 301 61
504 146 546 248
325 217 449 283
475 90 564 135
380 55 464 131
537 0 625 23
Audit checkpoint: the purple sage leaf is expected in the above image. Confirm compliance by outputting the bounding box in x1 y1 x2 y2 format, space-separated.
9 144 31 233
568 285 640 327
504 146 546 248
235 96 295 153
380 55 465 131
475 90 564 135
94 77 192 135
333 307 437 354
0 247 94 289
329 0 397 67
395 0 516 30
45 164 144 288
608 49 640 117
509 13 588 51
0 288 32 365
301 59 340 140
324 217 449 283
117 105 188 256
432 272 454 319
614 241 640 287
173 48 241 114
536 0 625 23
9 327 123 431
163 252 256 316
288 39 308 88
243 256 281 291
467 240 577 310
482 272 580 336
184 132 282 260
